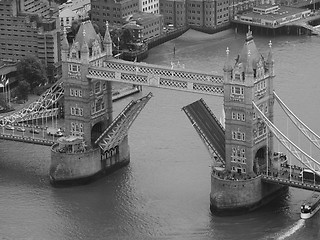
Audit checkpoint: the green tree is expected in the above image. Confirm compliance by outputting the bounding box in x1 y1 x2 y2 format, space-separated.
16 80 30 101
17 55 48 91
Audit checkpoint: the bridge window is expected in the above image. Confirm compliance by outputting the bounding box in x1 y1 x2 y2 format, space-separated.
232 129 245 141
69 64 80 72
94 81 101 94
71 106 84 116
70 88 82 97
231 86 244 95
231 147 246 163
92 96 105 114
71 122 84 136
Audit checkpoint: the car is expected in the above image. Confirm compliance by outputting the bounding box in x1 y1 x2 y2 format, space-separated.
5 125 14 130
29 128 40 134
16 127 26 132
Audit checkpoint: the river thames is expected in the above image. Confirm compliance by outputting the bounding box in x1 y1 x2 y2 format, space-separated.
1 29 320 239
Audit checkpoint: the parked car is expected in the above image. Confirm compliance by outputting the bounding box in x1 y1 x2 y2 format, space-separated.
5 125 14 130
16 127 26 132
29 128 40 134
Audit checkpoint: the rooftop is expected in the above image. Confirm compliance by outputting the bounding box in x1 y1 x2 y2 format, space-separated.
240 5 310 21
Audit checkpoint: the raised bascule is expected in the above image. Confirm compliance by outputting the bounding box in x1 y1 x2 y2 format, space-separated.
1 20 320 214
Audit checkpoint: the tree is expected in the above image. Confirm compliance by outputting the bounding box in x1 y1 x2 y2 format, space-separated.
16 80 30 101
17 55 48 91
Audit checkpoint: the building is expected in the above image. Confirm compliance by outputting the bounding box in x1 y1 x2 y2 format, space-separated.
233 5 311 28
91 0 139 32
60 7 78 30
159 0 187 28
130 11 164 41
0 0 61 81
18 0 58 18
210 29 287 214
140 0 159 14
59 0 91 21
186 0 229 29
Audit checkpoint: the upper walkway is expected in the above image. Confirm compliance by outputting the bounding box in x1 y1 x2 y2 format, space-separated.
87 59 224 97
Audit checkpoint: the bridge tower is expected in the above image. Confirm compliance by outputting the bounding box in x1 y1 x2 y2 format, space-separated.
223 29 275 176
50 21 131 185
210 29 286 214
61 20 113 146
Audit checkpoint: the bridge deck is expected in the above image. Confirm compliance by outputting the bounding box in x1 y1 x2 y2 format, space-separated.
182 99 225 163
262 174 320 192
96 93 153 152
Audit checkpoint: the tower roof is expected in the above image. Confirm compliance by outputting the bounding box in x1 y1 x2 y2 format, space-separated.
62 28 69 50
223 47 233 72
237 27 261 71
103 21 112 45
74 20 101 49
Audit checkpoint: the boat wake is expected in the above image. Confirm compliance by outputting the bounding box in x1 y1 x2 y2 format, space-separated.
275 219 305 240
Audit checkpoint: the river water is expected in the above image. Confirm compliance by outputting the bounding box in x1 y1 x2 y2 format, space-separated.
1 29 320 239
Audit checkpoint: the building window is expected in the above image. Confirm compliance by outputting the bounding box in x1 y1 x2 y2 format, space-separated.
70 88 82 97
71 106 84 116
232 129 245 141
94 81 101 94
231 86 244 95
71 122 84 136
69 64 80 72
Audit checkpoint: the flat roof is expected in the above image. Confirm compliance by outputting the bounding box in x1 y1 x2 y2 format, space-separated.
241 6 310 21
254 4 279 10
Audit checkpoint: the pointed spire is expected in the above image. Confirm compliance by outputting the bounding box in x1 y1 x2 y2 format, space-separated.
62 27 69 50
223 47 233 72
81 29 89 53
246 25 253 42
267 40 273 64
246 50 253 74
103 21 113 57
103 21 112 44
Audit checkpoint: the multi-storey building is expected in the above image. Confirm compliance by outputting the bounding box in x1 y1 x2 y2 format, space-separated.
187 0 229 28
159 0 186 28
91 0 139 32
59 0 91 20
130 11 164 41
0 0 61 81
140 0 159 14
60 8 78 29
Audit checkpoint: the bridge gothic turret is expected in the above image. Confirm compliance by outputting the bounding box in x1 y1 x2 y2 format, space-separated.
223 29 275 176
61 20 113 146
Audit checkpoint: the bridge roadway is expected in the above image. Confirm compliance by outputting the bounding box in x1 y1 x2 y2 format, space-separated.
261 165 320 192
0 125 58 146
0 86 141 146
182 99 225 163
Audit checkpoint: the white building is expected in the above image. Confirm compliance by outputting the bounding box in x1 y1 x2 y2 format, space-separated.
59 0 91 28
140 0 159 14
60 8 78 29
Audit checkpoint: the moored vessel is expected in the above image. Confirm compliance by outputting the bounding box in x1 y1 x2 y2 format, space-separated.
300 192 320 219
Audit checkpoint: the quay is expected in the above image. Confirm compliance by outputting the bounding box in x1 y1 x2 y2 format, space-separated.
232 3 320 35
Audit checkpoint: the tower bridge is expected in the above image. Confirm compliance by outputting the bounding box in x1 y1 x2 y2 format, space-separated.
1 20 320 213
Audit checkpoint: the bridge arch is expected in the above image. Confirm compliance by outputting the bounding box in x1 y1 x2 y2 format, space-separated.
253 146 267 174
91 121 104 145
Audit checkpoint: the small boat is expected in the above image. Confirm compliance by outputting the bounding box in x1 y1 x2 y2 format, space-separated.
301 192 320 219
